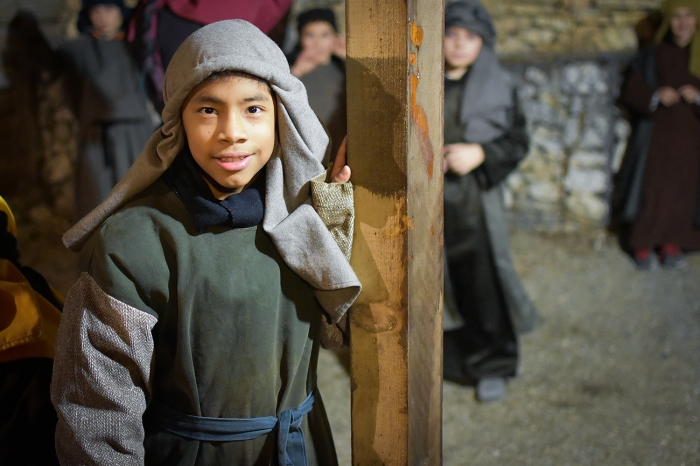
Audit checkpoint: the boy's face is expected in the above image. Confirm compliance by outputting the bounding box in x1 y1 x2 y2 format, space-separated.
444 26 483 71
181 76 276 200
89 4 123 39
670 7 697 46
300 21 336 62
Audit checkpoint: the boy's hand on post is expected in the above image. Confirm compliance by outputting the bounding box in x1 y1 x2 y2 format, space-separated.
443 143 485 175
679 85 699 104
328 136 351 183
658 86 681 106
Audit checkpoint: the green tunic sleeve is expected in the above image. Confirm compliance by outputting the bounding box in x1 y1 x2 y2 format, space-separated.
82 182 181 319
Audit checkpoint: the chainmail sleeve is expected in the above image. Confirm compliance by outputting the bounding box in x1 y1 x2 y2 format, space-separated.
50 272 157 466
310 172 354 348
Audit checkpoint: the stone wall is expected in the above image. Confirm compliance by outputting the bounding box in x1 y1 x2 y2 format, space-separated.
505 58 631 231
481 0 661 59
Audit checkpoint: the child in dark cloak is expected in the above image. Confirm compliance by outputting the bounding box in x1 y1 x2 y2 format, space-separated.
441 0 541 403
288 8 347 163
50 20 360 465
616 0 700 270
60 0 155 219
0 197 63 466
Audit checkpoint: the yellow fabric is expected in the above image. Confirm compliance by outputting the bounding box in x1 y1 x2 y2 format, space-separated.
0 195 62 362
655 0 700 78
0 196 17 237
0 259 62 362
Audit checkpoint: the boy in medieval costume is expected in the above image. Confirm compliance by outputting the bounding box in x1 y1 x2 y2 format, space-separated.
616 0 700 270
441 0 541 402
50 20 360 465
59 0 155 219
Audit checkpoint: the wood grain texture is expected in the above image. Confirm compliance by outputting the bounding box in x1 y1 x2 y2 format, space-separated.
346 0 444 464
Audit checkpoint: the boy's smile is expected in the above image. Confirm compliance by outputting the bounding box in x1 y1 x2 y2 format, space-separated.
181 75 276 200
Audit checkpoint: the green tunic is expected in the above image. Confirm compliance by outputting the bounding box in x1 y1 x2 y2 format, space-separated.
82 179 337 465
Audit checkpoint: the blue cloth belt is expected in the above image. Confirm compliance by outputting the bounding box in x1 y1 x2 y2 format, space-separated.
146 391 315 466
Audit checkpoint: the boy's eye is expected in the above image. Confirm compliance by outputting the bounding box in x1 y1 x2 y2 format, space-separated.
200 107 216 115
247 106 263 114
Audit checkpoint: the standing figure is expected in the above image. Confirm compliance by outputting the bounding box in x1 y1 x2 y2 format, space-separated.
127 0 294 112
288 8 347 163
441 0 541 402
51 20 359 465
0 197 63 466
60 0 155 219
616 0 700 270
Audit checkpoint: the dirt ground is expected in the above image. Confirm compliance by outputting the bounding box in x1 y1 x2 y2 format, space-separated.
11 198 700 466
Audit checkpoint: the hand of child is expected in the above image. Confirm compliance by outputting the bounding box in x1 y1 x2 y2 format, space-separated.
291 48 325 78
658 86 681 106
679 85 700 104
443 143 485 175
333 36 347 61
328 136 351 183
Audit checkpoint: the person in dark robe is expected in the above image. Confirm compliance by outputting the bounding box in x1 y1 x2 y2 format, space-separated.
441 0 541 403
615 0 700 270
59 0 155 219
288 8 347 162
0 197 63 466
50 20 360 465
127 0 294 112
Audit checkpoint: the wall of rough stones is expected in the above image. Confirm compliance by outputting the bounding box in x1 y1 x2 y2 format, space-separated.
506 58 632 231
1 0 667 230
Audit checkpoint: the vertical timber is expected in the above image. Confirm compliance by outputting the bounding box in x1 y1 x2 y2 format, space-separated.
346 0 444 464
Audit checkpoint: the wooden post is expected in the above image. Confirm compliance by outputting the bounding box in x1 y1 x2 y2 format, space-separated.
346 0 444 464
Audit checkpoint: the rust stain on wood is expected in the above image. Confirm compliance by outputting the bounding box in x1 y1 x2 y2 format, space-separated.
410 21 424 47
382 214 415 238
410 72 434 178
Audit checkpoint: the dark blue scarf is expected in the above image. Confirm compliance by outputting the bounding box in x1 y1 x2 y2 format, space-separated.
163 150 265 233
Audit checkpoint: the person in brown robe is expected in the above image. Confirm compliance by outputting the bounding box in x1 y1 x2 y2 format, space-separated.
619 0 700 270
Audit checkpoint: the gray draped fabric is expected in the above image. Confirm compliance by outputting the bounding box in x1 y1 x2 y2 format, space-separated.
459 46 513 144
63 20 360 321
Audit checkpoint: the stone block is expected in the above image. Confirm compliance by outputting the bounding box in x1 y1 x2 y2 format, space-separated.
565 192 609 221
602 27 638 52
564 117 581 146
564 168 608 193
569 150 608 169
531 125 565 154
578 127 606 149
524 66 548 86
611 139 628 173
528 181 562 203
522 28 557 45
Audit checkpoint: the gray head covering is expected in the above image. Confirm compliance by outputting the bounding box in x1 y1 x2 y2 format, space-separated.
63 19 360 320
445 0 496 48
445 1 514 143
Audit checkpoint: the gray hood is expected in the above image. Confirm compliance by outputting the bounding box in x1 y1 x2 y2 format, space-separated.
63 19 360 320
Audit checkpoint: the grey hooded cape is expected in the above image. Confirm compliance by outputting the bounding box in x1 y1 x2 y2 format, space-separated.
63 20 361 320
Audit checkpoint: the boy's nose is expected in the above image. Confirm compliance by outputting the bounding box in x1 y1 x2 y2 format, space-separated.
218 112 248 143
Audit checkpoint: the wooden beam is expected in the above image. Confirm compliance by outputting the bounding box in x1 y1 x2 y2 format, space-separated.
346 0 444 464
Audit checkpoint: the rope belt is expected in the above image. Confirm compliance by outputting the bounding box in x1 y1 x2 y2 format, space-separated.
145 391 315 466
